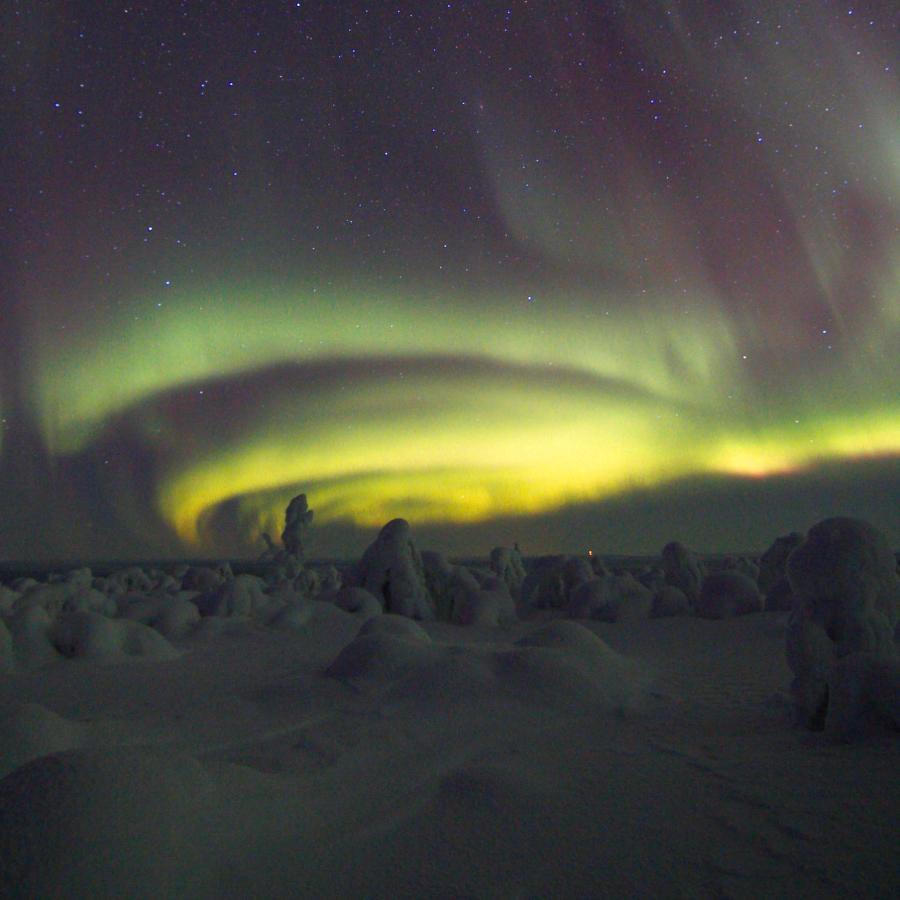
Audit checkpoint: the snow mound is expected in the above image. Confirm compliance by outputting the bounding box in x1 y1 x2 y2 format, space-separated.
515 619 622 660
326 586 382 618
563 556 595 599
266 600 314 631
651 585 690 618
5 606 60 668
307 599 359 628
566 577 614 620
327 615 437 681
262 596 358 632
786 517 899 728
357 518 434 619
49 611 181 662
759 531 804 611
8 578 37 594
14 583 113 618
494 621 646 711
420 549 453 593
0 703 84 779
0 585 19 615
149 597 201 640
359 613 430 642
567 575 652 622
116 592 164 621
118 594 201 640
328 614 646 714
315 563 343 594
521 555 569 609
190 615 255 641
102 565 156 595
523 555 597 610
61 567 93 589
764 578 795 613
0 749 216 898
382 645 497 706
607 574 654 621
637 564 666 593
0 619 11 672
421 551 477 621
788 517 899 656
720 555 760 581
326 631 437 682
180 565 225 594
826 652 900 740
661 541 704 607
489 545 526 600
292 567 321 600
451 590 502 626
385 621 647 716
281 492 314 560
196 573 267 617
696 571 762 619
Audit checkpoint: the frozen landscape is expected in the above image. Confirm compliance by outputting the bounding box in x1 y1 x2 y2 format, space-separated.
0 500 897 898
5 2 899 896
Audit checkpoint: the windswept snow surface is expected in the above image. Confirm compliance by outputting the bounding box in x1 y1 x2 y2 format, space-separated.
0 602 896 898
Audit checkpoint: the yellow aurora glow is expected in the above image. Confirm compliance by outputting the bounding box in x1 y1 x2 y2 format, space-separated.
5 2 897 557
21 275 893 551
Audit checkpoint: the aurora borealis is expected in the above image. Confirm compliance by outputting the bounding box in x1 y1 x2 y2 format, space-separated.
2 1 898 560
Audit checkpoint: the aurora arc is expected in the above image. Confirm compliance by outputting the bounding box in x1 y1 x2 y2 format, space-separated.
2 0 898 559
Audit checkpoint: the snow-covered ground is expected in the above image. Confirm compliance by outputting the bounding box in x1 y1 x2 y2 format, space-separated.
1 593 897 898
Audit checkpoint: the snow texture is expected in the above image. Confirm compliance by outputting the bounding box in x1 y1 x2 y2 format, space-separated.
0 619 12 672
195 573 267 617
489 545 527 600
696 571 763 619
825 652 900 740
49 611 180 661
4 605 58 668
323 586 382 618
356 518 434 619
786 517 900 728
759 531 804 611
119 594 201 640
0 516 897 897
522 554 596 610
0 750 216 899
265 599 314 631
661 541 704 608
566 573 653 622
0 703 84 779
281 493 314 561
651 585 690 618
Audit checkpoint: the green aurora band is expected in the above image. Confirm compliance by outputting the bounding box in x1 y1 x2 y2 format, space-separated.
20 270 900 553
3 0 898 557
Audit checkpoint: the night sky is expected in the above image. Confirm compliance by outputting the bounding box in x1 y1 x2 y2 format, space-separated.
2 1 898 561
